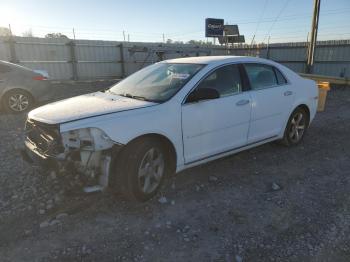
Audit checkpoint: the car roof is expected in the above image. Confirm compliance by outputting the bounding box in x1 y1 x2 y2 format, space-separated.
163 55 275 66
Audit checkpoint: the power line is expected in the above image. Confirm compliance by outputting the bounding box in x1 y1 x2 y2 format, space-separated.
7 8 350 39
168 9 350 39
262 0 290 43
251 0 269 45
226 8 350 26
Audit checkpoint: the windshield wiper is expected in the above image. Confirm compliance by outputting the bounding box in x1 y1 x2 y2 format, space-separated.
118 93 152 102
103 88 117 95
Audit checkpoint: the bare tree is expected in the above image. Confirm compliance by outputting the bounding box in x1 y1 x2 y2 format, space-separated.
22 29 34 37
0 27 11 37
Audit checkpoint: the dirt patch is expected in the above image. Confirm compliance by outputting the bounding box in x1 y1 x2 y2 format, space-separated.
0 84 350 261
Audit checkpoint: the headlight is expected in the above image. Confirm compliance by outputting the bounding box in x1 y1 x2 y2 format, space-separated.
61 128 114 151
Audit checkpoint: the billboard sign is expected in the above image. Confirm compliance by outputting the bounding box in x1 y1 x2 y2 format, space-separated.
224 25 239 36
205 18 224 37
218 35 246 44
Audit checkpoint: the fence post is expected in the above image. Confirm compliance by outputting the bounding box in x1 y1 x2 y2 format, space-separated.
67 40 78 80
119 43 126 78
6 36 18 63
266 44 270 59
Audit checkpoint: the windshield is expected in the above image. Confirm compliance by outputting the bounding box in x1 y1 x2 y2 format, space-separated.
109 63 204 102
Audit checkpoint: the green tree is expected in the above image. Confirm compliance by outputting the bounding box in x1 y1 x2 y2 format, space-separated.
45 33 69 39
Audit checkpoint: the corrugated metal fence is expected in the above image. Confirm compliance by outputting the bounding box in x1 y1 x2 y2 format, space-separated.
0 36 349 80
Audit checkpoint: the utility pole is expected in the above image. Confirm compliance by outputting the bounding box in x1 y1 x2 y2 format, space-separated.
8 24 18 64
72 28 76 40
306 0 321 74
123 31 126 41
266 36 271 59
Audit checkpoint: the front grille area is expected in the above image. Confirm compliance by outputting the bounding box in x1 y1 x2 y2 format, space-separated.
25 119 64 156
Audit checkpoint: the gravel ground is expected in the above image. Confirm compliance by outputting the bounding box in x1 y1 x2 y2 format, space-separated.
0 83 350 262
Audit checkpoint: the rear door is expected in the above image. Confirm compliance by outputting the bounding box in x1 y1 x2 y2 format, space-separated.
243 63 295 143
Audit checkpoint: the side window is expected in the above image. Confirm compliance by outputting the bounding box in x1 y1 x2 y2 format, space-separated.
274 68 287 85
196 64 242 97
244 64 277 90
0 64 12 74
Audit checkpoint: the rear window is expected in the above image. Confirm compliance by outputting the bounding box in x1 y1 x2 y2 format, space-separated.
244 63 277 90
0 64 12 73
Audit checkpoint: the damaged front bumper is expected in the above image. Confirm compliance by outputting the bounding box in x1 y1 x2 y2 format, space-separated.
22 138 59 169
22 118 123 191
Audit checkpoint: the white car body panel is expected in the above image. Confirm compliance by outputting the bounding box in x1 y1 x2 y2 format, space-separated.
27 56 318 174
247 84 295 143
182 92 252 164
28 91 156 124
58 101 184 167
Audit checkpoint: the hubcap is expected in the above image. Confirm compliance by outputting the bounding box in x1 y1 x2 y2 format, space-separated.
289 112 305 143
8 94 29 112
138 147 165 194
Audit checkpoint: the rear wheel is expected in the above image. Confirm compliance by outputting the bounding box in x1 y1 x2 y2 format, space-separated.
282 107 309 146
2 89 34 113
116 139 169 202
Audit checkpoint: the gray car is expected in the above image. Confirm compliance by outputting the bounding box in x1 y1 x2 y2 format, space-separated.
0 60 50 113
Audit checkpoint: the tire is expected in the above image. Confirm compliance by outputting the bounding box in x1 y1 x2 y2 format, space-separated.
281 107 309 146
115 138 169 202
2 89 34 113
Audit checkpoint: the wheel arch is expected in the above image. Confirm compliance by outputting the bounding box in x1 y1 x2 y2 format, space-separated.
121 133 177 173
280 103 311 138
295 104 310 125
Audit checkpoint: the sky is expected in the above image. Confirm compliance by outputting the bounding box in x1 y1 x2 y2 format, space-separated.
0 0 349 44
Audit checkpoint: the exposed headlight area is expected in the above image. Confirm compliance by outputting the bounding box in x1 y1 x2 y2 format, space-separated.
25 119 64 158
60 127 117 189
61 128 115 152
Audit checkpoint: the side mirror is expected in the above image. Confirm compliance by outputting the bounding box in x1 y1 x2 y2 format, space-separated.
186 88 219 103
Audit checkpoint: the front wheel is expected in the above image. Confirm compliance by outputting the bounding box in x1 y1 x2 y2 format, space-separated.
117 139 168 202
282 107 309 146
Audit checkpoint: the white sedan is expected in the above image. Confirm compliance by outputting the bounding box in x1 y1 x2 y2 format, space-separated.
23 56 318 201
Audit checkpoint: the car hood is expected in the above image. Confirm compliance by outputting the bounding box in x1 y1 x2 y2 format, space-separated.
28 91 156 124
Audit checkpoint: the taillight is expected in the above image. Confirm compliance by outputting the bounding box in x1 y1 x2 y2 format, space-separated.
33 75 47 81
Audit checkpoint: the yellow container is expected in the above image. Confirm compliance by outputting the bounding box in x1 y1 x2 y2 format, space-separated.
317 82 330 112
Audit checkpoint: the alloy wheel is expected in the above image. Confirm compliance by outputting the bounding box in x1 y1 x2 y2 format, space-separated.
138 147 165 194
8 93 30 112
289 112 306 143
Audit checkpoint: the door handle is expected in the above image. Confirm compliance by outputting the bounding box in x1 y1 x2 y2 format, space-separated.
236 99 250 106
284 91 293 96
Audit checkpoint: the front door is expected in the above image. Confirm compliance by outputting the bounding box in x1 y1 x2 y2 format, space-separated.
181 64 252 164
